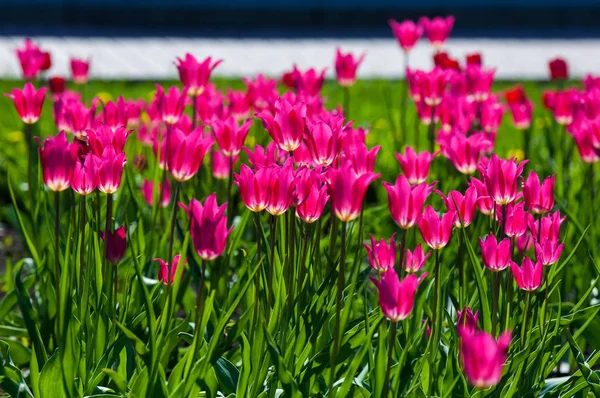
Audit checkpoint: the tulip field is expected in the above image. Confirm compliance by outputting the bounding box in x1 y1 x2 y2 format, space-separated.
1 16 600 397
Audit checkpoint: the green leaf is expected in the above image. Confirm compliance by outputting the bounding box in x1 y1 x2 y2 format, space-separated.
39 351 65 398
263 327 302 398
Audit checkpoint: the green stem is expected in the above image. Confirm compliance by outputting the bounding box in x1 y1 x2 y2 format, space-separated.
54 191 61 333
427 105 437 154
25 123 34 208
521 291 533 349
191 95 198 129
252 212 262 335
492 271 500 337
299 223 311 310
329 221 347 394
226 156 234 225
458 231 465 308
382 321 398 398
398 228 407 276
167 182 182 272
193 260 207 361
342 86 350 118
78 195 86 294
268 215 277 310
159 123 172 211
328 209 339 262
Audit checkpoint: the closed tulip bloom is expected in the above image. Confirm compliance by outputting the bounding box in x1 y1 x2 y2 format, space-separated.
505 85 533 130
155 254 186 285
459 328 511 388
389 19 423 52
502 202 528 238
304 119 341 166
5 83 47 124
384 175 435 229
404 244 431 273
479 235 512 272
167 127 214 182
418 206 455 250
551 90 578 125
439 186 478 228
334 48 365 87
235 164 270 212
433 52 461 71
440 133 490 175
364 234 396 272
256 98 306 152
419 16 455 49
457 307 479 336
548 58 568 81
466 53 482 66
71 153 98 195
101 225 127 265
16 38 46 80
48 76 66 97
535 240 564 266
141 179 171 208
396 147 436 184
97 146 126 194
37 131 78 192
328 161 380 222
483 154 527 205
371 269 428 322
154 85 188 125
175 54 222 96
210 116 252 157
468 177 494 215
511 256 543 291
180 194 232 261
296 183 329 223
522 172 555 214
70 58 90 84
63 99 98 139
265 160 296 216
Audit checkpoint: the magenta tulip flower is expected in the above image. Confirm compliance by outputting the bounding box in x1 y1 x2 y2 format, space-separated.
71 153 98 196
535 240 564 266
404 244 431 273
418 206 455 250
235 164 270 212
86 124 130 156
96 146 127 194
296 183 329 223
16 38 46 80
479 235 512 272
155 254 186 285
328 160 380 222
389 19 423 52
154 85 188 125
549 58 568 81
100 225 127 265
226 89 252 120
36 131 78 192
100 96 130 131
334 48 365 87
256 97 306 152
479 97 505 133
265 160 296 216
70 58 90 84
438 185 478 228
468 177 494 216
5 83 47 124
440 133 490 175
501 202 528 238
510 256 543 291
459 328 511 388
457 307 479 336
304 119 342 166
364 234 396 272
422 67 451 106
370 268 428 322
141 179 171 208
522 172 555 215
465 65 495 102
343 142 381 176
210 116 252 157
291 66 326 97
212 150 238 180
384 175 435 229
482 154 527 205
180 193 232 261
175 54 222 96
167 127 214 182
62 99 98 139
419 16 455 49
244 74 278 110
396 147 436 185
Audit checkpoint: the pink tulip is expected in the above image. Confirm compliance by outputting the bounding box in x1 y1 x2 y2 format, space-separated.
155 254 186 285
71 153 98 195
296 183 329 223
167 127 214 182
465 65 495 102
459 328 511 388
210 116 252 157
530 211 565 244
101 225 127 265
468 177 494 215
479 97 505 133
70 58 90 84
244 74 278 110
36 131 78 192
505 86 533 130
257 97 306 152
457 307 479 336
522 172 555 215
422 67 451 106
573 128 600 163
291 66 326 97
96 146 127 194
438 186 478 228
180 193 232 261
304 118 342 166
5 83 47 124
126 99 145 127
439 133 490 175
419 16 455 49
404 244 431 273
396 147 436 184
342 142 381 176
364 234 396 272
141 179 171 208
502 202 528 238
175 54 222 96
100 96 129 131
212 151 238 180
244 142 288 168
62 98 98 139
265 160 296 216
510 256 543 291
384 175 435 229
226 89 251 120
389 19 423 52
535 240 564 267
482 154 527 205
328 160 380 222
370 269 428 322
479 235 512 272
334 48 365 87
235 164 270 212
547 90 579 125
16 38 46 80
418 206 455 250
406 68 426 102
154 85 188 125
86 124 130 156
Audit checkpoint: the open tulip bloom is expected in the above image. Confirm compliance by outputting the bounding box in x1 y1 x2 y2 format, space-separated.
2 19 598 398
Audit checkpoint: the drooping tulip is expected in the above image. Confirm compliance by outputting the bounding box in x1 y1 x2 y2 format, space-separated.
418 206 455 250
101 225 127 265
510 256 543 291
364 234 396 272
328 160 380 222
175 54 222 96
167 127 214 182
396 147 436 185
334 48 365 87
36 131 78 192
383 175 435 229
479 235 512 272
459 328 511 388
155 254 186 285
71 153 98 195
256 97 306 152
522 172 555 215
371 269 428 321
70 58 90 84
180 193 232 261
5 83 47 124
389 19 423 52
